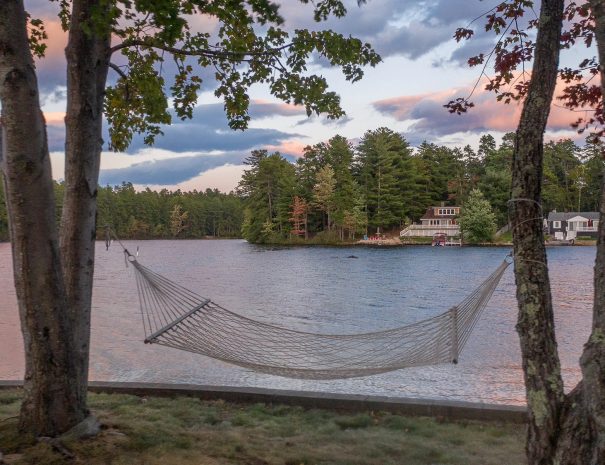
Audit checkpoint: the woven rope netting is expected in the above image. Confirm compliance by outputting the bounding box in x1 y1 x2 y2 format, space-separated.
130 257 510 379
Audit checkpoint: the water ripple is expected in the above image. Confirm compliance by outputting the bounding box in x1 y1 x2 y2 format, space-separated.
0 240 594 405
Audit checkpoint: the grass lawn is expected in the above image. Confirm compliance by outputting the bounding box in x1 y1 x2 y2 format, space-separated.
495 231 512 243
399 237 434 245
0 389 526 465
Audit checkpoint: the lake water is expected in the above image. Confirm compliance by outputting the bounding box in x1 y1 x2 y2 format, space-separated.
0 240 595 405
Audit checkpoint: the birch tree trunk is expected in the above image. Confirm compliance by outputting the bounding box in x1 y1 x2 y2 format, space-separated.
0 0 383 439
0 0 83 436
0 0 110 436
60 0 111 420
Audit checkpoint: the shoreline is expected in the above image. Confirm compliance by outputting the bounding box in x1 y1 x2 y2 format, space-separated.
0 380 526 423
2 238 596 247
260 239 597 247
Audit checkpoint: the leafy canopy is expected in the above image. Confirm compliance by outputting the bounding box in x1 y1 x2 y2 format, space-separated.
47 0 380 151
446 0 602 139
459 189 497 243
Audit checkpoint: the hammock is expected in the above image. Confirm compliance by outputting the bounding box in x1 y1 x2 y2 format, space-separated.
125 250 511 380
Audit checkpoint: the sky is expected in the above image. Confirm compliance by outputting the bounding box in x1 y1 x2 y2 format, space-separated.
29 0 593 193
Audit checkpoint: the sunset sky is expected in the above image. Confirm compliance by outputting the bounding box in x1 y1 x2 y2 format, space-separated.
29 0 591 193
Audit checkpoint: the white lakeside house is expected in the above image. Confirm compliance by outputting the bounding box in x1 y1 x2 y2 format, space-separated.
400 205 461 238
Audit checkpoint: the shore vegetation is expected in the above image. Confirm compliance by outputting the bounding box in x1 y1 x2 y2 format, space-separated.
0 133 596 246
236 132 603 244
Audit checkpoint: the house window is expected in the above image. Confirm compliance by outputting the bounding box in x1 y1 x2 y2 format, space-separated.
438 208 455 215
552 221 561 229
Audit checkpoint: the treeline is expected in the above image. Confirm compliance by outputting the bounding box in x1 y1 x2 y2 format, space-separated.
238 128 604 243
0 182 243 241
0 129 601 244
95 183 243 239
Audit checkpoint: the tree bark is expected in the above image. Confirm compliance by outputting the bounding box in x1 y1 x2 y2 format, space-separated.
509 0 566 463
512 1 605 463
582 3 605 463
61 0 111 417
0 0 111 436
0 0 83 435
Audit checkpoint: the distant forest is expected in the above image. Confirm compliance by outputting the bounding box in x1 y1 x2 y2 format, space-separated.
239 128 603 243
0 183 243 241
0 128 602 243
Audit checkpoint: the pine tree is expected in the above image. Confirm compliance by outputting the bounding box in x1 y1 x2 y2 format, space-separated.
416 142 465 205
313 165 337 230
238 151 296 242
476 134 514 227
355 128 414 232
579 136 605 211
542 139 582 212
324 135 358 237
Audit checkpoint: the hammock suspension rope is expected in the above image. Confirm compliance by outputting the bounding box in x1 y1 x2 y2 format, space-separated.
110 233 510 380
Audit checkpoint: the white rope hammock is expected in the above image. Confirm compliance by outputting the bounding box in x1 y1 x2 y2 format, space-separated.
123 249 511 380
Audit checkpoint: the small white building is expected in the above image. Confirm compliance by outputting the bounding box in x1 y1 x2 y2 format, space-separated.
400 205 461 238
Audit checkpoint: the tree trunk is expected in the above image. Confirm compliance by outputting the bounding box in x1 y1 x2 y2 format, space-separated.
0 0 83 435
581 3 605 463
61 0 111 417
509 0 566 463
511 1 605 463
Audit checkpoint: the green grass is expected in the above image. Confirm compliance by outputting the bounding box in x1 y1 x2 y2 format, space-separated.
495 231 512 242
0 389 527 465
400 236 433 244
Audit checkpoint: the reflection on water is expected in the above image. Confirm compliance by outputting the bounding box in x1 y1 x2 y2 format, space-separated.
0 240 594 405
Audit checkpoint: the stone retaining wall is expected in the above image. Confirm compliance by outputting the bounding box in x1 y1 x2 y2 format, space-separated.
0 380 527 423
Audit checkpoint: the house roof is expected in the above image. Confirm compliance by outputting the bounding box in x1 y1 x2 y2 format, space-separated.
420 206 459 220
547 211 600 221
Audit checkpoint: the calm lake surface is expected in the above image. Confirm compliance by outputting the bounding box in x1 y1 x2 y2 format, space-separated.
0 240 595 405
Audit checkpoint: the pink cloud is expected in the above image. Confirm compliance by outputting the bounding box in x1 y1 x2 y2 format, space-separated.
369 95 425 121
44 112 65 125
265 140 307 157
33 17 68 92
373 75 594 136
41 18 67 59
251 99 306 118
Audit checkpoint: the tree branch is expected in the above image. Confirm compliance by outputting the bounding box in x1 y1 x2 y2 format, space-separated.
109 62 128 80
109 39 293 60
